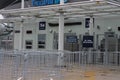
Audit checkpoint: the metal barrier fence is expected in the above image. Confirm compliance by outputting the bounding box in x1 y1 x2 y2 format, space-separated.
63 51 120 80
0 50 62 80
64 51 120 67
0 50 120 80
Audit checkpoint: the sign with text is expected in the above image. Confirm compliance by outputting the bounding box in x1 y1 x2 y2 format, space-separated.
82 36 94 48
39 22 46 30
32 0 68 6
66 35 77 43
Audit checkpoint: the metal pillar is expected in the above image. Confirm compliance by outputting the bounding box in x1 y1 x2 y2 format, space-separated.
57 0 65 67
19 0 24 50
58 0 64 51
104 35 108 65
88 17 94 64
89 17 94 35
19 22 23 50
58 13 64 51
21 0 25 9
60 0 64 5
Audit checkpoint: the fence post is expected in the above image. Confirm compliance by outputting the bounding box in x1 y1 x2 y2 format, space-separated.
57 51 64 67
23 52 29 80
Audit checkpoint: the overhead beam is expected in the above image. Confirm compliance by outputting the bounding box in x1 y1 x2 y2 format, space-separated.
0 0 107 14
0 0 120 21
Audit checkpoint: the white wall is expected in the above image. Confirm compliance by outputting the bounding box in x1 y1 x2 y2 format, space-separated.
14 17 120 50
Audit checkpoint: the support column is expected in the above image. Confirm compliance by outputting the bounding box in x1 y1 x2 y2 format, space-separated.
21 0 25 9
88 17 94 64
19 22 23 50
60 0 64 5
58 13 64 51
58 0 65 51
89 17 94 35
19 0 24 50
57 0 65 66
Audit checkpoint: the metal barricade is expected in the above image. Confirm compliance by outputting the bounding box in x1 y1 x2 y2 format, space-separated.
63 51 120 67
0 50 120 80
63 51 120 80
0 51 15 80
0 50 62 80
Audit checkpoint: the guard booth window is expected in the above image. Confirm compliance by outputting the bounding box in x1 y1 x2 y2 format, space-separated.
25 40 33 49
38 34 46 49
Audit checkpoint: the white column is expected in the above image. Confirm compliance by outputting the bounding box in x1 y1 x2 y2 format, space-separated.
88 17 94 63
21 0 25 9
60 0 64 5
58 12 64 66
58 13 64 51
58 0 65 51
19 22 23 50
89 17 94 35
19 0 24 50
57 0 65 66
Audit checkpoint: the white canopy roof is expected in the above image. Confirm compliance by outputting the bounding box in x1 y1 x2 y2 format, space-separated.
0 0 120 22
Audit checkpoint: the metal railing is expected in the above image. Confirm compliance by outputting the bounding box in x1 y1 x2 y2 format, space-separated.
63 51 120 67
0 50 120 80
0 50 62 80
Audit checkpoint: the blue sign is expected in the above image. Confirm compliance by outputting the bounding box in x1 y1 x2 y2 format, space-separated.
82 36 94 48
66 35 77 43
85 18 90 28
32 0 68 6
39 22 46 30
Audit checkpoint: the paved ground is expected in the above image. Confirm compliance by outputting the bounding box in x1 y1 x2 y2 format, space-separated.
0 64 120 80
62 65 120 80
0 57 120 80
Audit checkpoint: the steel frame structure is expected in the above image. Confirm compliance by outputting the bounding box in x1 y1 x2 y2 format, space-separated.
0 0 120 22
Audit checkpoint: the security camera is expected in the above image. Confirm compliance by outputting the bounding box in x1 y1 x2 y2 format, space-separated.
68 29 72 33
49 29 53 33
107 27 112 31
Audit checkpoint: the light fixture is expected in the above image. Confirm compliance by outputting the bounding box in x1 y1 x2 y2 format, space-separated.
107 27 112 31
0 14 4 19
49 29 53 33
68 29 72 33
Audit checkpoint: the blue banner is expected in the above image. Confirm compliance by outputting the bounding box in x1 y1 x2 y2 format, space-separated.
32 0 68 6
82 36 94 48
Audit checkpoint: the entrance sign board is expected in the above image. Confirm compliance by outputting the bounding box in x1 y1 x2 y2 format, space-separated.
32 0 68 6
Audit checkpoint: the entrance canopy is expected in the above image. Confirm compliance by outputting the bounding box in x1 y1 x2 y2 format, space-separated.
0 0 120 23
